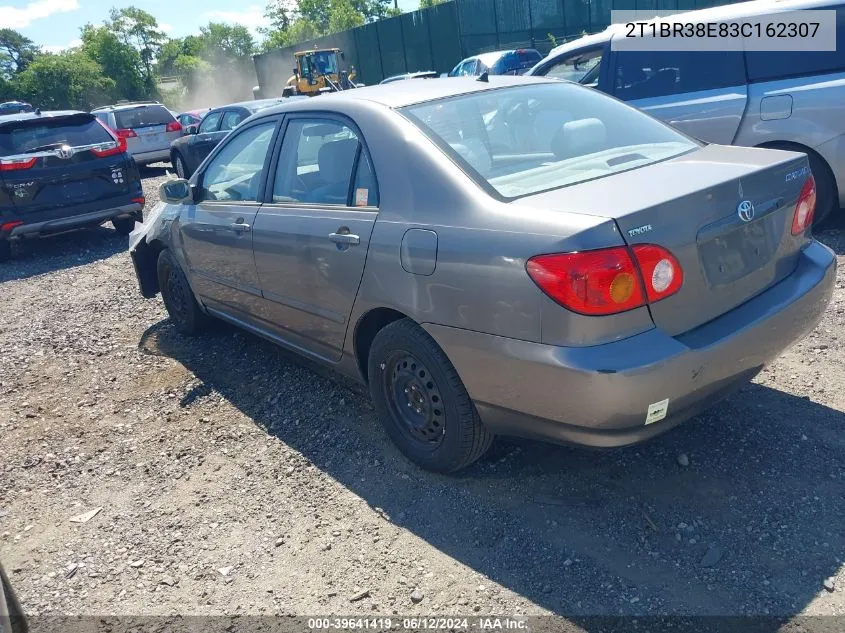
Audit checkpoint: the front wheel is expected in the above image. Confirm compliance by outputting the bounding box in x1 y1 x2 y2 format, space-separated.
156 249 209 336
367 319 493 473
173 153 189 179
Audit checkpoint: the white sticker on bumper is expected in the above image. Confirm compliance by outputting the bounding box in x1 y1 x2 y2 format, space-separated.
645 399 670 425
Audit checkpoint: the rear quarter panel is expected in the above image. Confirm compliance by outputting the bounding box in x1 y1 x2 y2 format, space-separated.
734 71 845 205
338 101 655 360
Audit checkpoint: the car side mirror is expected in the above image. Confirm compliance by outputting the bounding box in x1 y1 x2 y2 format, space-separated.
160 178 193 204
186 124 198 135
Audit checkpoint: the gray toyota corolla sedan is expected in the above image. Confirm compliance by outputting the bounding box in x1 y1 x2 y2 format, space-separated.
129 76 836 473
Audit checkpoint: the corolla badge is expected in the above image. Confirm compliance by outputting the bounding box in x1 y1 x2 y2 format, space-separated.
737 199 755 222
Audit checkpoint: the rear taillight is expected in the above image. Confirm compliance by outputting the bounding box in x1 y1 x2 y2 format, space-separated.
90 136 128 158
0 157 37 171
527 244 684 316
791 175 816 235
2 220 24 232
630 244 683 303
527 247 646 316
166 120 182 133
132 197 145 206
115 128 137 139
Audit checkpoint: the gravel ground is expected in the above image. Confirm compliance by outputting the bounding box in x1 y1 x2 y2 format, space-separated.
1 165 844 623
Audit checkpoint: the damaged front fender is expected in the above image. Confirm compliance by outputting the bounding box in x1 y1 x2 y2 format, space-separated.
128 200 180 299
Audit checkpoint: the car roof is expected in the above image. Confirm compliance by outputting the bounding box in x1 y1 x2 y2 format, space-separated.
0 110 87 126
92 102 165 112
258 75 559 114
208 98 288 115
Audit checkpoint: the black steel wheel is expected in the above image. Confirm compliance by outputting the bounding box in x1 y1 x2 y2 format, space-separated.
384 352 446 449
156 249 208 336
368 318 493 473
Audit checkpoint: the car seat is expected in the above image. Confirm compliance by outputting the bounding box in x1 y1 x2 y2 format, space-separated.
306 138 359 204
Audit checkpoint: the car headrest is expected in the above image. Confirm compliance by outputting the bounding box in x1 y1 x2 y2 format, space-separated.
318 139 359 183
550 118 607 161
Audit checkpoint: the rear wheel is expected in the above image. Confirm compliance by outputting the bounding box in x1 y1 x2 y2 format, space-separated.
763 143 838 227
367 319 493 473
806 151 838 228
157 249 208 336
112 216 136 235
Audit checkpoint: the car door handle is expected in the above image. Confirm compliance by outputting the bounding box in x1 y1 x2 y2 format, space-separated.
230 222 251 233
329 232 360 245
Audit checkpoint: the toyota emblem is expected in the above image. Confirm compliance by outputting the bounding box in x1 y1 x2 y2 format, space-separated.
55 145 74 159
737 199 755 222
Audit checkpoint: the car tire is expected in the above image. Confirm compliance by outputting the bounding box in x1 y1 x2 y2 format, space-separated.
367 318 493 473
156 249 208 336
173 153 189 179
112 216 136 236
762 143 838 228
0 240 10 263
806 151 838 228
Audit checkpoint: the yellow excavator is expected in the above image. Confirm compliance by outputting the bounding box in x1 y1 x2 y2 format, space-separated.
283 47 358 97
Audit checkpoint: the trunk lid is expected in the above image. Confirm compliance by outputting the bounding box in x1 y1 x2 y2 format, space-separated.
513 144 813 335
0 113 135 218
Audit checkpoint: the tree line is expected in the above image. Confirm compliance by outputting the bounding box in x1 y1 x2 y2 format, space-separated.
0 0 419 112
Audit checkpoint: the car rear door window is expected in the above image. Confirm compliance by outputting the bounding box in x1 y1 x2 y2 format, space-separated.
272 119 369 206
0 114 114 156
114 105 175 130
199 121 276 203
199 112 223 134
220 111 245 131
353 147 378 207
614 50 745 100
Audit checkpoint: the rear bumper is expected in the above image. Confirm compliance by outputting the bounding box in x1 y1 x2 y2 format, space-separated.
130 149 170 164
424 240 836 448
6 202 143 238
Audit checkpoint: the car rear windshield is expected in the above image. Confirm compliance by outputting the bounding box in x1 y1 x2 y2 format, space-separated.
400 82 699 199
0 114 114 157
114 105 175 129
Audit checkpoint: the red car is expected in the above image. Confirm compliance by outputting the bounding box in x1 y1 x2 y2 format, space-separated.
174 108 210 132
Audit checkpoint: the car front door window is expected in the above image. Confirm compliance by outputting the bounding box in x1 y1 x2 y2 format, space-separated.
199 122 276 203
198 112 222 134
543 49 603 85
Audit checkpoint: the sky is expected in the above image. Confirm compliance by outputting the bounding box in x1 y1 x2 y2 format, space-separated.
1 0 420 53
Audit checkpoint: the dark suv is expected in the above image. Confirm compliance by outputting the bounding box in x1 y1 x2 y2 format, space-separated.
0 110 144 261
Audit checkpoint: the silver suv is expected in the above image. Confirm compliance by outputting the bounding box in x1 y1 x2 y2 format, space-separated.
528 0 845 226
91 101 182 166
